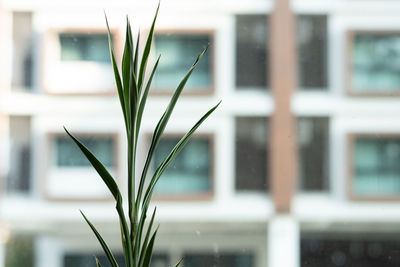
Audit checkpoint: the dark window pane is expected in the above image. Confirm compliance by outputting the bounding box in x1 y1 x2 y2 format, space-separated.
297 117 329 191
184 252 254 267
301 236 400 267
236 15 268 89
64 253 124 267
64 253 167 267
351 33 400 93
54 136 114 167
150 254 169 267
235 117 268 191
59 33 110 62
153 136 212 194
297 15 327 89
7 116 31 193
153 33 211 91
12 12 33 89
352 137 400 196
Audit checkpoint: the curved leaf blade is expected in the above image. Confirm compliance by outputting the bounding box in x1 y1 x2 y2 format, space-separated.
138 3 159 91
64 127 120 201
80 211 119 267
105 13 127 133
142 101 220 209
95 257 103 267
141 226 158 267
137 46 209 206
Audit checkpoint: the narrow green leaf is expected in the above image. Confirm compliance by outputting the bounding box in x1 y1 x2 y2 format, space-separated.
133 31 140 78
64 127 120 201
143 101 220 209
80 211 119 267
136 55 161 142
95 257 103 267
174 258 183 267
116 195 133 267
122 17 133 123
138 207 157 267
105 13 127 133
141 226 158 267
138 3 159 91
137 46 208 207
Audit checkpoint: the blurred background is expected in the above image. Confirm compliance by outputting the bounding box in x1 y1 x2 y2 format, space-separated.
2 0 400 266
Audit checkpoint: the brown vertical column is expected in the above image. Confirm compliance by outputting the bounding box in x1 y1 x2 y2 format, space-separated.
269 0 297 213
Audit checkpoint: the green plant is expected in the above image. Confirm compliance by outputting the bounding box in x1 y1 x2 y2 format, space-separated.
63 5 220 267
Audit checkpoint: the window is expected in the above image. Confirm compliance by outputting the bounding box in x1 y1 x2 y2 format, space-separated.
235 15 268 89
46 133 117 199
297 117 329 191
64 252 168 267
153 135 213 197
183 252 254 267
54 135 114 168
7 116 31 194
12 12 33 90
349 31 400 94
64 253 124 267
42 30 116 94
153 32 212 93
301 234 400 267
235 117 268 191
297 15 327 89
350 135 400 198
59 33 110 63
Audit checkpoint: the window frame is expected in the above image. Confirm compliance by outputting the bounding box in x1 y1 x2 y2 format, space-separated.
347 133 400 201
147 132 215 201
41 27 122 95
43 132 120 201
149 29 215 96
346 30 400 97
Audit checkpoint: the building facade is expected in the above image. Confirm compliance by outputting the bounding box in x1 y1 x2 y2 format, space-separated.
2 0 400 266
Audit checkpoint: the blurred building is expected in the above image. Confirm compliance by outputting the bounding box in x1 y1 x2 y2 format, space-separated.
2 0 400 266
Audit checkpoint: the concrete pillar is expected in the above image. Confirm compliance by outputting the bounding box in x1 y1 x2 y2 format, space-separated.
268 216 299 267
35 236 63 267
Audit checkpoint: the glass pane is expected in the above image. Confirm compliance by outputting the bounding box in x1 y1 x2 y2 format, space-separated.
153 137 211 194
353 137 400 196
12 12 33 89
7 116 31 193
64 253 167 267
301 236 400 267
351 33 400 93
297 15 327 89
54 136 114 167
153 33 211 90
184 252 254 267
297 117 329 191
64 253 125 267
236 15 268 89
59 33 110 62
235 117 268 191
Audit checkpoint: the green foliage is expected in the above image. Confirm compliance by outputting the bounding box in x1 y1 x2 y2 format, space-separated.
5 235 34 267
64 5 220 267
